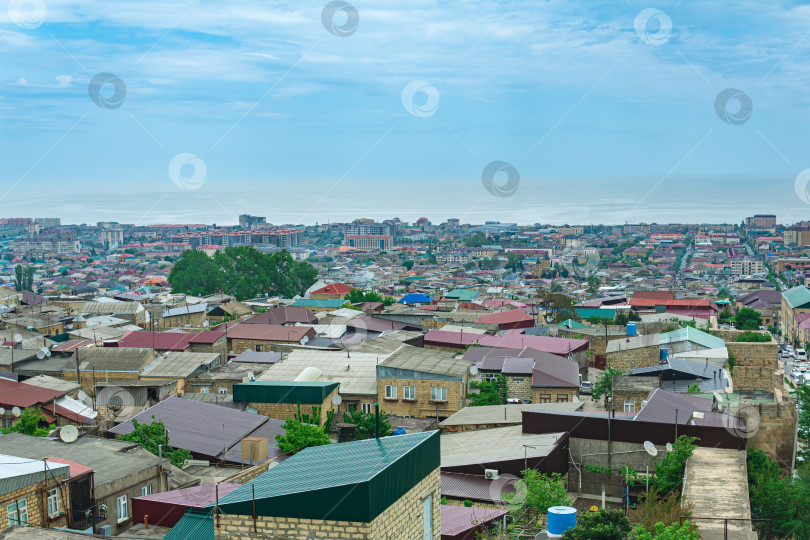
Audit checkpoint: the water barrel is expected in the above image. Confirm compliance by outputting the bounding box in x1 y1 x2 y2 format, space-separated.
547 506 577 536
660 348 669 362
626 322 637 336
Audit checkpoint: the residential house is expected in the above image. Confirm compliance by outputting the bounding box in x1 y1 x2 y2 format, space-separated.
220 324 316 354
233 381 340 425
0 454 71 530
309 283 355 300
161 304 207 329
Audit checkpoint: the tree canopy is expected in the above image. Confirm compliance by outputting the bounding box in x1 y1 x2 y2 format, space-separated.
114 417 192 468
342 409 393 440
735 308 763 331
467 375 506 406
0 408 53 437
14 265 34 292
275 418 331 454
168 247 318 301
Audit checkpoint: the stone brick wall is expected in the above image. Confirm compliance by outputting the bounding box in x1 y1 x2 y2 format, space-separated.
724 341 777 369
732 365 780 392
249 387 339 424
606 345 659 370
161 311 206 329
230 338 290 355
62 369 141 396
189 338 228 364
505 375 531 401
422 319 449 331
0 473 69 530
216 468 441 540
612 390 649 413
531 387 578 404
377 377 464 419
746 399 797 468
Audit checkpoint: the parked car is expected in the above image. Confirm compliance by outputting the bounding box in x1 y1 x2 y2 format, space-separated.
580 381 594 395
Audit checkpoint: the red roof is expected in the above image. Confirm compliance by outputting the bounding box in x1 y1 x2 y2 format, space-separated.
46 457 93 478
188 330 226 344
424 330 588 355
117 331 195 350
629 298 716 308
0 378 65 409
476 309 533 324
632 291 675 300
441 505 508 537
223 323 315 342
311 283 354 296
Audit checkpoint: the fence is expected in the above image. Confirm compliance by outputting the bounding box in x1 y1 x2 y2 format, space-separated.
681 516 771 540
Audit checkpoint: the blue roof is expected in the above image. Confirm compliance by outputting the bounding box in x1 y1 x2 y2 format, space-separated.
398 293 433 304
291 298 348 308
575 307 617 319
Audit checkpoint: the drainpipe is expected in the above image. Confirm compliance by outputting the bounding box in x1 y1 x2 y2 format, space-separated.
374 403 380 439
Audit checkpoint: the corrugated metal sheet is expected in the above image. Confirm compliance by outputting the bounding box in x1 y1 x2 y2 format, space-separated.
233 381 339 404
216 430 440 522
164 508 214 540
108 396 267 460
440 472 514 502
0 454 70 497
441 505 507 538
133 483 239 527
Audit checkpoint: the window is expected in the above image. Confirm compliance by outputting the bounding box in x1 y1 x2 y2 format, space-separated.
47 488 60 517
361 403 373 414
0 417 12 428
141 485 152 496
116 495 128 523
255 345 263 352
624 400 636 413
556 395 569 403
200 387 209 394
423 493 433 540
514 379 522 385
403 386 416 400
385 385 397 399
430 387 447 402
7 500 28 526
218 387 227 395
483 373 499 382
538 394 551 403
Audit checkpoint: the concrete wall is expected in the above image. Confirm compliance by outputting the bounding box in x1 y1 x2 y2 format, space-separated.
97 465 163 534
568 438 661 499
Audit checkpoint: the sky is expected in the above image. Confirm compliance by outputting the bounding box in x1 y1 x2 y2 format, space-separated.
2 0 810 225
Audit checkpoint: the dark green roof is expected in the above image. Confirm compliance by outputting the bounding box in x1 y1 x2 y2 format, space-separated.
215 430 440 522
165 509 213 540
233 380 339 404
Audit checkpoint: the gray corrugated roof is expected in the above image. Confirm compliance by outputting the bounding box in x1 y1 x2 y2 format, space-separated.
0 454 70 497
380 345 471 377
141 351 219 378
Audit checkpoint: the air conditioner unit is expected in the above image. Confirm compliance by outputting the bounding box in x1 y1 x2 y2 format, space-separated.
484 469 499 480
99 525 112 537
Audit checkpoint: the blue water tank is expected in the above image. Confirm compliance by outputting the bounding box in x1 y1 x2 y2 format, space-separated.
660 348 669 362
626 322 637 336
547 506 577 535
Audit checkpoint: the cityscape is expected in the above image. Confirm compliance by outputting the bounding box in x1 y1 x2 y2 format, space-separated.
4 1 810 539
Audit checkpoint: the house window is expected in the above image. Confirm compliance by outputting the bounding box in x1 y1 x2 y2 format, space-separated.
385 385 397 400
200 388 209 394
556 395 569 403
430 387 447 402
423 493 433 540
624 400 636 413
8 499 28 526
482 373 499 382
218 387 227 395
141 485 152 496
255 345 263 352
403 386 416 400
538 394 551 403
0 417 12 428
47 488 60 517
361 403 372 414
116 495 128 523
514 380 522 385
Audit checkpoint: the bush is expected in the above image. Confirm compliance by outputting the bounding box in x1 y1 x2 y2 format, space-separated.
652 436 698 496
561 509 631 540
629 521 700 539
275 418 331 455
632 492 695 535
735 331 771 342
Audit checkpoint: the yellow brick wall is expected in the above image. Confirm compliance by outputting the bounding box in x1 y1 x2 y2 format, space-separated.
230 338 289 355
62 370 141 396
530 387 577 404
505 375 532 401
377 378 464 418
215 468 441 540
0 473 70 531
250 387 339 424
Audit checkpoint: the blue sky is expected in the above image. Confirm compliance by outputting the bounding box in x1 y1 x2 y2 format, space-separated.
2 0 810 225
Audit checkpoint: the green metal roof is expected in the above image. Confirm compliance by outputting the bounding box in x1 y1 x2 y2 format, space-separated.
659 327 725 350
575 307 617 319
783 285 810 309
559 319 588 329
233 381 339 404
444 289 478 301
215 430 440 522
165 509 214 540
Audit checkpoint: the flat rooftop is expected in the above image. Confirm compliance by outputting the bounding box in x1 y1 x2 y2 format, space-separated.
440 425 562 467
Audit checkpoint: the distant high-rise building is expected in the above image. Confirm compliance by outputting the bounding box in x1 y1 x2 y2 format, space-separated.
239 214 266 229
101 228 124 249
35 218 60 228
745 214 776 228
344 235 393 251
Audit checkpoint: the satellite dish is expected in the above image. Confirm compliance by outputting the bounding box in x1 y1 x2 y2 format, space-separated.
60 425 79 443
13 334 22 343
469 365 479 376
666 443 673 453
11 407 21 417
332 394 343 406
247 371 256 381
46 350 51 357
77 390 87 401
0 407 5 415
644 441 658 457
203 320 209 327
36 350 45 360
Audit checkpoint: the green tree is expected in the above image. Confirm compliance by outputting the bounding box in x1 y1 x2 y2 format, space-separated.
345 289 384 304
747 451 810 538
503 470 571 526
614 311 629 326
0 408 54 437
505 252 523 273
464 233 487 247
550 281 563 293
275 418 331 454
114 418 193 468
535 291 579 323
628 310 641 322
591 367 625 406
797 385 810 463
14 264 33 292
717 286 733 300
467 375 506 406
734 331 771 342
561 509 631 540
167 249 221 296
652 436 698 496
342 409 393 440
735 308 763 331
403 260 414 270
686 382 700 393
587 276 601 293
